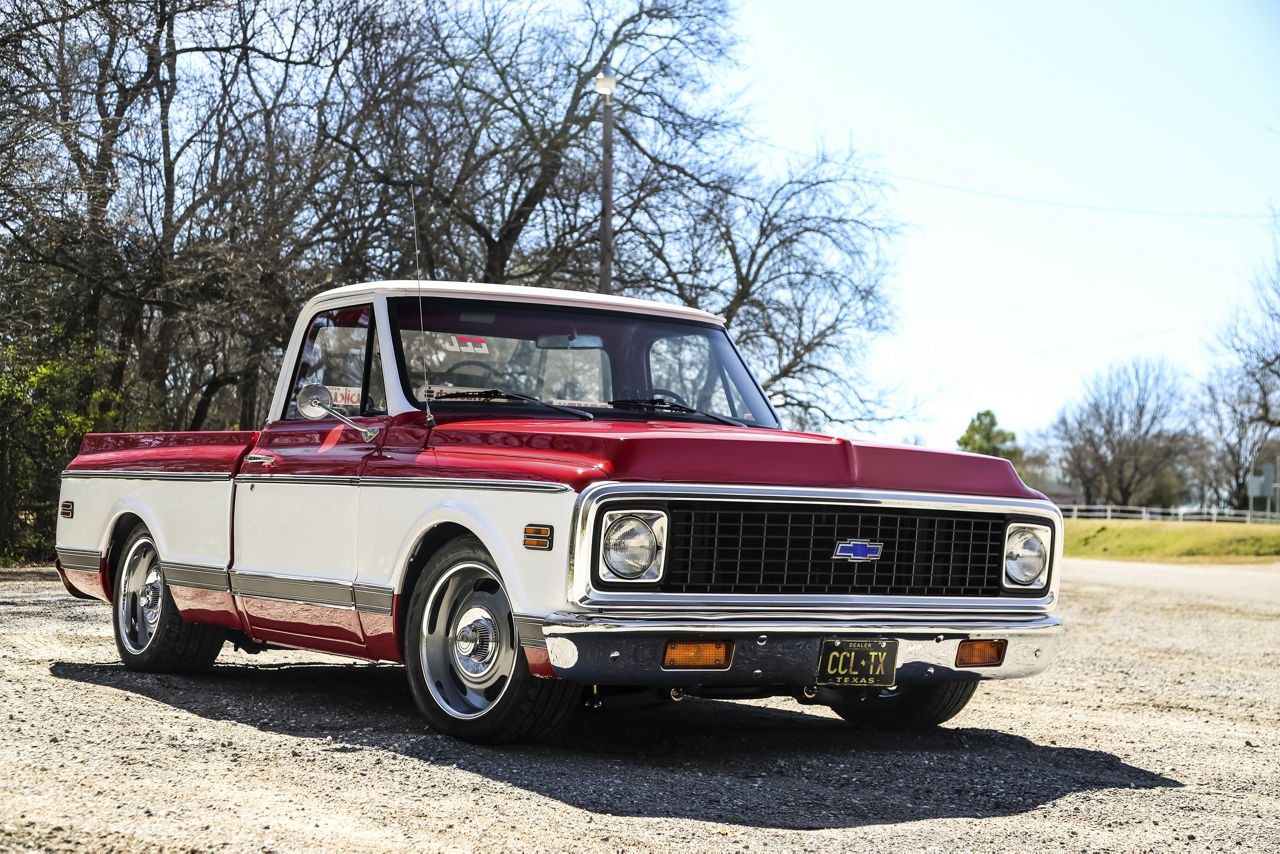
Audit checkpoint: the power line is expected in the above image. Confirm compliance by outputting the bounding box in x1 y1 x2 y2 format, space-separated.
884 173 1274 220
747 135 1276 221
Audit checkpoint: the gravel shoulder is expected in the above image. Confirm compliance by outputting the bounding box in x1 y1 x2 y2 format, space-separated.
2 559 1277 853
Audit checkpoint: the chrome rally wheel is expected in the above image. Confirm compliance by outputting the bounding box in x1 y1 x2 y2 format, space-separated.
110 524 225 673
404 537 581 743
419 561 519 720
116 535 165 655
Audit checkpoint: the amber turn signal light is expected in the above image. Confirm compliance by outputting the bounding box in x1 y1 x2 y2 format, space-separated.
523 524 553 550
956 639 1007 668
663 641 733 669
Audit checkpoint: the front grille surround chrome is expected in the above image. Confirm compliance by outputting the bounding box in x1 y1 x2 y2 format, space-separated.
656 500 1036 598
568 482 1062 619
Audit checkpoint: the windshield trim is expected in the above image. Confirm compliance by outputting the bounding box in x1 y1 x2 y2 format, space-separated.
386 296 780 429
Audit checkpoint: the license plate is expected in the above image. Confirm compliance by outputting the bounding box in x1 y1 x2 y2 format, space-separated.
816 639 898 687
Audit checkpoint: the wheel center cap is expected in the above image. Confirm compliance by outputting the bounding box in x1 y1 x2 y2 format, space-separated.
456 624 479 653
453 609 496 667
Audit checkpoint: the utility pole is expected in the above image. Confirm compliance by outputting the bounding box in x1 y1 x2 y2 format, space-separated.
595 63 617 295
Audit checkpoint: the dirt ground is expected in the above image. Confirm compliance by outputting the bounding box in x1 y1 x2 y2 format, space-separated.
1 557 1277 853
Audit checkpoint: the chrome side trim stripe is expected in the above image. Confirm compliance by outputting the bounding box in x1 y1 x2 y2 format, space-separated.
59 544 398 616
162 562 231 592
353 583 395 616
359 476 571 493
56 547 102 572
230 571 355 608
230 473 571 492
514 615 548 649
61 470 233 482
66 470 571 492
227 571 396 615
234 474 361 486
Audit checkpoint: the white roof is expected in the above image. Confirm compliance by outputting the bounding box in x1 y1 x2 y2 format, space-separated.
308 280 725 325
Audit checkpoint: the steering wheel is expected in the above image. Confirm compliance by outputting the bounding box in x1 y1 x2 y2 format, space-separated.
648 388 690 407
430 360 499 386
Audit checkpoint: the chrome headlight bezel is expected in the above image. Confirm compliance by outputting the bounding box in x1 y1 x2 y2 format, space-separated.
598 509 668 583
1002 523 1052 590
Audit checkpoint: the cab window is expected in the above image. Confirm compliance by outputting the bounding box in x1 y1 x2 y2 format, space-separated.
284 304 386 420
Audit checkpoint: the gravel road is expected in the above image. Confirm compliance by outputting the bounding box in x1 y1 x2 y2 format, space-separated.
2 558 1277 853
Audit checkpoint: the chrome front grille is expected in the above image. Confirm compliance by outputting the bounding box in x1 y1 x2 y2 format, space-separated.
660 501 1009 597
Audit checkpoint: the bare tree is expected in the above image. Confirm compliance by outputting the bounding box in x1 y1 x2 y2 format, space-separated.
0 0 901 558
1193 367 1275 508
1228 232 1280 429
0 0 177 350
326 0 735 287
1052 358 1188 506
163 0 403 429
1 0 411 431
617 154 892 427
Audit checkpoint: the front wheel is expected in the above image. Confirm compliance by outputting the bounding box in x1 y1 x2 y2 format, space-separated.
112 524 225 673
404 537 580 743
827 681 978 729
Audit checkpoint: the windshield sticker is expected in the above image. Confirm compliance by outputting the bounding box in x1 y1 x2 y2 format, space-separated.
441 335 489 355
418 384 490 401
325 386 361 407
549 399 610 408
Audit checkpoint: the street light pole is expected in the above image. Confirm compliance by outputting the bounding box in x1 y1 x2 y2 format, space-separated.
595 64 617 295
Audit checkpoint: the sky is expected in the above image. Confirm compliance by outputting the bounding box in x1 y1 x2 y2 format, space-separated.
733 0 1280 450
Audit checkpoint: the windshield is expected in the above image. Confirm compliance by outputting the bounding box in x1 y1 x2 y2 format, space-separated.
388 297 779 428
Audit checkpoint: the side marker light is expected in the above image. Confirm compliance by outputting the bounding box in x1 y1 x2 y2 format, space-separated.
523 524 553 550
663 641 733 669
956 639 1007 668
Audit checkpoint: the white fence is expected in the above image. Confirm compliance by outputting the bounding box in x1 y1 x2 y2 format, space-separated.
1058 504 1280 525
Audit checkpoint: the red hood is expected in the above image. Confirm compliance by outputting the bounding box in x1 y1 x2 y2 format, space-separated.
427 419 1042 500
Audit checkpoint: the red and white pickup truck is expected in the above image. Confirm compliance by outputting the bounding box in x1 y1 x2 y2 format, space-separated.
56 281 1062 743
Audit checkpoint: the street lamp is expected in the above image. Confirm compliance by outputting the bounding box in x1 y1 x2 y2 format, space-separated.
595 63 617 295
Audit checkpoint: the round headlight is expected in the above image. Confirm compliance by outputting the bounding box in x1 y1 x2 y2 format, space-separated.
602 515 658 579
1004 526 1049 586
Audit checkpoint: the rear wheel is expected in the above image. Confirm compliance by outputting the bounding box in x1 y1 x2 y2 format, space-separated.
405 537 579 743
112 524 224 673
827 681 978 729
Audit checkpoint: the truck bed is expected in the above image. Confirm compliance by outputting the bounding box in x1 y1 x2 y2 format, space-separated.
65 431 259 475
56 431 258 603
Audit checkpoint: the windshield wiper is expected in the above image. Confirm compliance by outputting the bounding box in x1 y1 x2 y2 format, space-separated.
431 388 594 421
608 398 746 428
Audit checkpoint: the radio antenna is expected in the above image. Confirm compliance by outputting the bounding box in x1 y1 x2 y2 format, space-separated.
408 179 424 282
407 177 433 422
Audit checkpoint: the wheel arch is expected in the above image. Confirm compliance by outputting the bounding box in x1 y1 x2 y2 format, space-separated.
101 510 150 602
376 492 578 661
394 521 491 659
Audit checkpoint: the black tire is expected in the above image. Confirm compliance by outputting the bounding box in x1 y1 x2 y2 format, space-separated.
828 681 978 730
111 524 225 673
404 536 580 744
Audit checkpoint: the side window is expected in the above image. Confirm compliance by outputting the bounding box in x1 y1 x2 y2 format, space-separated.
364 326 388 417
648 334 735 415
284 305 376 420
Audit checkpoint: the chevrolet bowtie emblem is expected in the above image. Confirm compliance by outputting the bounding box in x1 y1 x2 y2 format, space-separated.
832 539 884 562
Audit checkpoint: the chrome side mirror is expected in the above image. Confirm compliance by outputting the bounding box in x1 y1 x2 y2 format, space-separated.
296 382 334 419
296 383 381 443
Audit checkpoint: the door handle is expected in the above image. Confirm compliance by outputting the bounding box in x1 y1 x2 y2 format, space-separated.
244 453 277 467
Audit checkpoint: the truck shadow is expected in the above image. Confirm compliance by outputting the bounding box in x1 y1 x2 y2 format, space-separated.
50 659 1180 830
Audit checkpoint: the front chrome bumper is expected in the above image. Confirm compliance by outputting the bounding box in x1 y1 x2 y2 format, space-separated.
539 613 1062 688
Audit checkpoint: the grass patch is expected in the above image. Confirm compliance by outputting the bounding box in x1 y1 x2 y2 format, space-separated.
1064 518 1280 563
